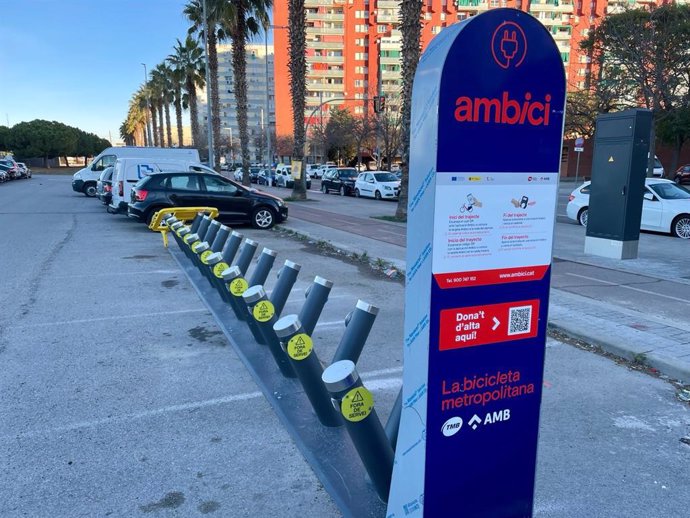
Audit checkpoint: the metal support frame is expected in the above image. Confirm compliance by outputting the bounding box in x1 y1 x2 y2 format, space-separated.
322 360 394 503
242 286 296 378
269 260 301 318
274 315 342 427
332 300 379 365
248 248 277 288
299 276 333 336
234 239 258 276
384 388 402 452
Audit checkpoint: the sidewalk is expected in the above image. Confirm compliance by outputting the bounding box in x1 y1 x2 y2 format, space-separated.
277 216 690 385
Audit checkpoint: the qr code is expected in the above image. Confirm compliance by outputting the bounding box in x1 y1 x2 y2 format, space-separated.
508 305 532 335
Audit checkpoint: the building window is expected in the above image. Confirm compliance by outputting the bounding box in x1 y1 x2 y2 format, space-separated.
355 106 364 114
356 24 367 32
355 10 366 18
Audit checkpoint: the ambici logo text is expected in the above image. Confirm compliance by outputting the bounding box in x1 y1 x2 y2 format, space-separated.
454 91 552 126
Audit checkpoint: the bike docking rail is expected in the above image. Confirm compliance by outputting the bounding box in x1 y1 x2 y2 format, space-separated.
163 210 397 517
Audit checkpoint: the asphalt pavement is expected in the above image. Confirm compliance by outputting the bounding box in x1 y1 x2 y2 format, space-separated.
0 175 689 517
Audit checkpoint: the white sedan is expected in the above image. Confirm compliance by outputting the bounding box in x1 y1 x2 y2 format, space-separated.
354 171 401 200
566 178 690 239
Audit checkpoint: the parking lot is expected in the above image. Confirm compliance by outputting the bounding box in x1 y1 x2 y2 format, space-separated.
1 175 690 517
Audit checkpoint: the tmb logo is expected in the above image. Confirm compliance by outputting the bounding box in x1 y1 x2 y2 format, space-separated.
491 21 527 69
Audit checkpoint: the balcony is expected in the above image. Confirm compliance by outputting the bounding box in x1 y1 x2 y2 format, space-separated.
307 54 345 64
308 83 346 92
308 69 345 78
305 0 337 6
306 12 345 21
306 26 344 36
377 14 399 23
552 31 571 41
380 56 401 65
529 2 574 13
381 69 401 78
377 0 400 8
456 1 489 11
308 41 344 49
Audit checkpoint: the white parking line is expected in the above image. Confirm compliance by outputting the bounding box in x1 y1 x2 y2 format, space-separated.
564 272 690 304
0 370 402 441
9 308 209 329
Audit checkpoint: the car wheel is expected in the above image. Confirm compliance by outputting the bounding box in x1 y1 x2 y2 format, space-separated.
671 215 690 239
321 184 328 194
84 183 97 197
339 185 346 196
251 207 276 229
577 207 588 227
355 188 360 198
374 190 382 200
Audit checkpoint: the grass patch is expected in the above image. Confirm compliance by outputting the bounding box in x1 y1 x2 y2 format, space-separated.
282 196 319 202
372 215 407 223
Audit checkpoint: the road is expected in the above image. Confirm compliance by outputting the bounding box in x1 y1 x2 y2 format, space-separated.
260 179 690 326
1 175 689 517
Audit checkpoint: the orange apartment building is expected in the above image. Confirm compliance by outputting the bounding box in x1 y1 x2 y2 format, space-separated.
272 0 665 140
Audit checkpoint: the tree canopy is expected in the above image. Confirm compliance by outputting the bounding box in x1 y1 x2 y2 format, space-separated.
3 120 110 160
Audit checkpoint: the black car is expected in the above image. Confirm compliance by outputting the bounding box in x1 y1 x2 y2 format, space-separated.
128 171 288 229
321 167 358 196
258 169 276 186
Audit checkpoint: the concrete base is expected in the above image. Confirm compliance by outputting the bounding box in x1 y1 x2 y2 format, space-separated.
584 236 639 260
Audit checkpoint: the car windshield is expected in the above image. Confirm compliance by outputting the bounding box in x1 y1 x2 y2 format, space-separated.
649 182 690 200
374 173 398 182
338 169 357 178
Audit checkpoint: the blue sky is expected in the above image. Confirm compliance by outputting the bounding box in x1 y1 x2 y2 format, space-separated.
0 0 195 142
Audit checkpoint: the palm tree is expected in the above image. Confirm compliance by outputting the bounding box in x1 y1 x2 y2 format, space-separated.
151 76 166 147
166 52 186 147
168 36 206 148
185 0 227 169
396 0 424 220
146 81 160 147
221 0 271 186
134 86 151 146
288 0 308 200
153 63 175 147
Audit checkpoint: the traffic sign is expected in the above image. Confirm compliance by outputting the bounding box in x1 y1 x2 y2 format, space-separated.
388 9 566 517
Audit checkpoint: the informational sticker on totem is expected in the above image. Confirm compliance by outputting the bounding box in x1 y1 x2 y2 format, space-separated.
388 9 565 518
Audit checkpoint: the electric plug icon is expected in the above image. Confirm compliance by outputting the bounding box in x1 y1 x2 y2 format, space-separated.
500 30 518 63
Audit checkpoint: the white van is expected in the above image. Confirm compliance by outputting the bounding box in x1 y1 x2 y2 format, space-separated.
108 158 215 213
72 147 200 197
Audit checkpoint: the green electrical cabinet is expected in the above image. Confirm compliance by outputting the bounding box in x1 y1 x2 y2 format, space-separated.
584 109 652 259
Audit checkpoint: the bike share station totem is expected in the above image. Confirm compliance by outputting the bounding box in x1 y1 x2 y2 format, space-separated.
387 9 565 517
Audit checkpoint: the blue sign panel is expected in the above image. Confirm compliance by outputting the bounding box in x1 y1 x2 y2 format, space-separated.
388 9 565 518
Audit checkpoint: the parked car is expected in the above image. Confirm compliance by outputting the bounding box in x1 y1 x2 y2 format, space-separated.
96 166 115 206
0 161 20 180
0 168 8 182
274 165 312 189
674 165 690 185
72 146 201 197
233 166 262 183
321 167 358 196
16 162 31 178
566 179 690 239
354 171 401 200
650 154 665 177
315 164 336 179
128 171 288 228
258 169 276 186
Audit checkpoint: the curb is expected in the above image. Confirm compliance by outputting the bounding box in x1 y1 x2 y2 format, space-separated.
548 321 690 385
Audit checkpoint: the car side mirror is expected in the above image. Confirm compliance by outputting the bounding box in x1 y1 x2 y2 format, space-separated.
643 192 654 201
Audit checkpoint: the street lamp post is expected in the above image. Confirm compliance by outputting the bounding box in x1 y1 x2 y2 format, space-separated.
141 63 153 147
202 0 215 169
